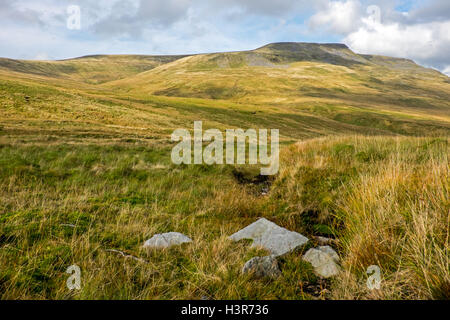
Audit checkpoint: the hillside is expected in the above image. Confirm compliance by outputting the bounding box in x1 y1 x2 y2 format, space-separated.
0 54 187 84
0 41 448 164
0 42 448 300
105 43 450 136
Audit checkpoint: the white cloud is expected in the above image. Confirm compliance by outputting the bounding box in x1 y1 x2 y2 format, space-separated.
309 0 450 72
344 15 450 70
309 0 362 34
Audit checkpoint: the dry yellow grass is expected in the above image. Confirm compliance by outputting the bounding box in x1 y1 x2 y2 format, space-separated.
277 136 449 299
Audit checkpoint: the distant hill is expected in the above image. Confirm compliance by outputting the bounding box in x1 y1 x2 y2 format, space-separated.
0 42 443 85
101 43 449 130
0 54 188 84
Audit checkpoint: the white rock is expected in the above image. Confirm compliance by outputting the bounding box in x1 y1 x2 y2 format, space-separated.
317 246 339 261
143 232 192 249
229 218 309 257
242 256 281 279
303 246 340 278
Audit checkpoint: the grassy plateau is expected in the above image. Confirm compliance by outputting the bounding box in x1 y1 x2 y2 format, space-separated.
0 42 448 300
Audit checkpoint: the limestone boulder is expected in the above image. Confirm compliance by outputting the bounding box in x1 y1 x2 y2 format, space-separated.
230 218 308 257
143 232 192 249
303 246 340 278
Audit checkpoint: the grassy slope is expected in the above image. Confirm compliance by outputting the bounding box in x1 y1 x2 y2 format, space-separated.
0 54 187 84
0 43 449 299
106 43 450 136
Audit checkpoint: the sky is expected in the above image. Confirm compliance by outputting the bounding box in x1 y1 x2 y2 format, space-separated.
1 0 449 75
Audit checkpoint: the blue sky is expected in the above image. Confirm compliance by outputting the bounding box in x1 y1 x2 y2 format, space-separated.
1 0 449 75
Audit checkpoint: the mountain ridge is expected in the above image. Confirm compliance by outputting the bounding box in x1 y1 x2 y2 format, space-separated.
0 42 446 83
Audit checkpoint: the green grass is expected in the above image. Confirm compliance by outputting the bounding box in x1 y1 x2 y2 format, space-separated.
0 136 447 299
0 142 313 299
0 42 449 300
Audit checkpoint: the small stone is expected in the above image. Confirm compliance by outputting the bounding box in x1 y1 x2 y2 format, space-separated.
303 246 340 278
143 232 192 249
242 256 281 279
317 246 339 261
314 236 338 246
229 218 309 257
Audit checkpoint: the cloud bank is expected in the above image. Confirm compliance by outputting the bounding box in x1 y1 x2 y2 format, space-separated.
309 0 450 74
